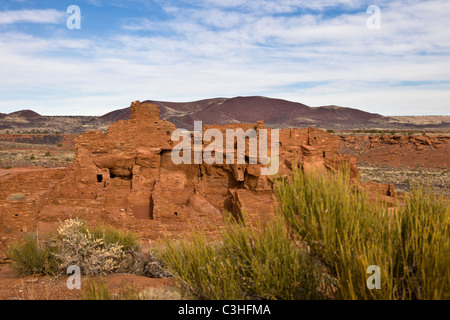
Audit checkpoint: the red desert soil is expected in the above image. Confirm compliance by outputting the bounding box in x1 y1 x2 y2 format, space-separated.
0 264 81 300
340 134 450 170
0 263 173 300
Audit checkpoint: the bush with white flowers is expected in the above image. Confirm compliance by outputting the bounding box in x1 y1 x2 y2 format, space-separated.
54 218 127 276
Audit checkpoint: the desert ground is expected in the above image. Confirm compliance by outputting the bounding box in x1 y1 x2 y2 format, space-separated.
0 102 448 300
339 131 449 196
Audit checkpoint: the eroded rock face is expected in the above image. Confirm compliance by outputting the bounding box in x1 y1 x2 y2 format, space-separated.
59 101 359 220
342 134 448 151
0 101 364 244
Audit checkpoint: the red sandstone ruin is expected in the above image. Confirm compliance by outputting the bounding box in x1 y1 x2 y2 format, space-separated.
0 101 363 249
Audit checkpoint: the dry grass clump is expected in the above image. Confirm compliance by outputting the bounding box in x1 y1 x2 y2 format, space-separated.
7 193 26 201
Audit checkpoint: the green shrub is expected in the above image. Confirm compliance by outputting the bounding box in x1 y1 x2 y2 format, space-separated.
275 168 450 300
161 216 328 300
6 234 60 276
29 154 35 160
392 186 449 299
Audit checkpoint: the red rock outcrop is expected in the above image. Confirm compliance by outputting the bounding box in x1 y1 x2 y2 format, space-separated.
341 134 450 169
1 101 364 247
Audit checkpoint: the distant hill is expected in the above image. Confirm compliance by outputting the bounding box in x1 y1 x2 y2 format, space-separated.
154 96 391 129
1 97 448 134
101 96 389 130
7 110 42 119
100 107 131 122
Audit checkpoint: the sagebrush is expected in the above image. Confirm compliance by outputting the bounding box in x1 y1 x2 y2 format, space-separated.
7 219 144 277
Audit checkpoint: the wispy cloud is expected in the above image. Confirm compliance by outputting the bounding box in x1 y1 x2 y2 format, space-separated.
0 9 65 24
86 0 102 7
0 1 449 115
157 0 364 13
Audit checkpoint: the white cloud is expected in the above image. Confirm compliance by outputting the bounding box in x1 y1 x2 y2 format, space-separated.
160 0 364 13
0 9 65 24
86 0 102 7
0 0 449 115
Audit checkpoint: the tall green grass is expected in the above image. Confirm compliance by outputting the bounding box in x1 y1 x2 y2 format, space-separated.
6 233 60 276
161 216 328 300
275 168 449 300
393 187 449 299
161 168 448 300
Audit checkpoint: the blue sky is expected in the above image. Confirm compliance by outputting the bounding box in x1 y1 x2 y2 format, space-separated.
0 0 449 116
